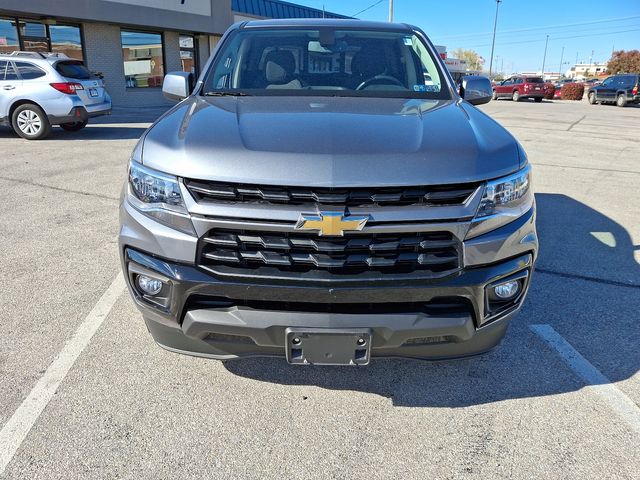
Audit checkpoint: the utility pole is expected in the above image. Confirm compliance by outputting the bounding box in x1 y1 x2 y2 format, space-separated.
388 0 393 22
541 34 549 78
558 46 564 79
488 0 502 78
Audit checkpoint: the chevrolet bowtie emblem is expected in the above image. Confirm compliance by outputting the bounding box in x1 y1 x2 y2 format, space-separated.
295 211 369 236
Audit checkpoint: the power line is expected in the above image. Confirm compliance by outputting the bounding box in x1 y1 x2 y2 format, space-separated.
460 22 640 46
352 0 386 17
438 15 640 39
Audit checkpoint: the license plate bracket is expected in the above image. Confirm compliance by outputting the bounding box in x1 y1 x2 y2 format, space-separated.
89 88 99 97
286 328 372 366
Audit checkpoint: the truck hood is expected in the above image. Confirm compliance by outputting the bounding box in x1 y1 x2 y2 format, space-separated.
141 96 521 187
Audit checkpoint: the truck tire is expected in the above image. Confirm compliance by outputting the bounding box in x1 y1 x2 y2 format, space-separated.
616 94 627 107
512 90 520 102
11 104 52 140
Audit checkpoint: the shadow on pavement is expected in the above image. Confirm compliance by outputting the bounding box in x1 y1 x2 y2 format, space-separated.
0 125 148 141
223 193 640 407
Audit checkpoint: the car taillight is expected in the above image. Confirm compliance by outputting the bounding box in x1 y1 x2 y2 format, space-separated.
524 84 530 91
50 82 84 94
633 85 638 95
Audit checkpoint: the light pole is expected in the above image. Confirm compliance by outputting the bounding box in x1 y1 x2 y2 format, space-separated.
388 0 393 22
558 46 564 79
541 34 549 78
488 0 502 78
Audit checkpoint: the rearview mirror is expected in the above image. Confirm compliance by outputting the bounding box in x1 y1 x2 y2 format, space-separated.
162 72 192 101
460 75 493 105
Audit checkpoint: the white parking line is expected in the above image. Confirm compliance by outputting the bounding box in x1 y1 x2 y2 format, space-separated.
530 324 640 435
0 273 126 475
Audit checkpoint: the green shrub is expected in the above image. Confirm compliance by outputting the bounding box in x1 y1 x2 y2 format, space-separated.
561 82 584 100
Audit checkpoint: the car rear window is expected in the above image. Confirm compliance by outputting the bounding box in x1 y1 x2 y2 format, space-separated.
526 77 544 83
55 61 92 80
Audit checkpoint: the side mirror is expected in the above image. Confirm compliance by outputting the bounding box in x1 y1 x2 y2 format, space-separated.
460 75 493 105
162 72 193 101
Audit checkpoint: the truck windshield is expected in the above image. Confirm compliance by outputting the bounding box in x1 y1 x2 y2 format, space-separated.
202 28 450 99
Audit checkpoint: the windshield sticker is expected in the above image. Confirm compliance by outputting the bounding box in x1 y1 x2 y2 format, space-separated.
414 84 440 92
403 36 413 46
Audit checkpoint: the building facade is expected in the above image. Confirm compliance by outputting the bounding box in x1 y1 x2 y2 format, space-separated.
1 0 346 107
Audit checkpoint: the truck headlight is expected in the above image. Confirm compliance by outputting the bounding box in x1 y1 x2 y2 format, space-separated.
467 164 533 238
127 160 195 235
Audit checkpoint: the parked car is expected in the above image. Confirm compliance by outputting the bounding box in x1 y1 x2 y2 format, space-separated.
583 78 602 88
588 74 640 107
492 75 545 102
119 19 537 365
0 52 111 140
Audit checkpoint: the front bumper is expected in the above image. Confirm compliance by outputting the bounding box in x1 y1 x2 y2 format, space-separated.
119 200 538 362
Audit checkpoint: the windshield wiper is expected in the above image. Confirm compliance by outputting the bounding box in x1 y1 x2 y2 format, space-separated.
203 91 250 97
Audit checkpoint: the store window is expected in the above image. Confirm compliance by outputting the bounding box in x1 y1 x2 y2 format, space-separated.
0 18 84 60
19 21 48 54
0 18 19 54
121 30 164 88
179 34 198 76
50 25 83 60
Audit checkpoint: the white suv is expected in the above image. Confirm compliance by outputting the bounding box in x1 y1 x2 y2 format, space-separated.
0 52 112 140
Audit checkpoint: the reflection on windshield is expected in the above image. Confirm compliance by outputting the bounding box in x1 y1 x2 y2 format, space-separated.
203 28 449 99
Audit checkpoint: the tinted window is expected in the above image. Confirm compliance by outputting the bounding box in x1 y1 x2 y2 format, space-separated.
515 78 523 84
618 75 636 87
204 28 449 99
55 60 92 79
526 77 544 83
14 61 46 79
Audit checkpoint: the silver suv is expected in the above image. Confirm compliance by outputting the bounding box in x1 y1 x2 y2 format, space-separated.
119 20 538 366
0 52 111 140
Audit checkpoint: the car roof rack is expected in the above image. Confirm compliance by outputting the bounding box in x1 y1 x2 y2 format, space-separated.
6 51 71 60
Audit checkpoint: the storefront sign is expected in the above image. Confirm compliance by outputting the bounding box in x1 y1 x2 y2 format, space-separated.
103 0 211 16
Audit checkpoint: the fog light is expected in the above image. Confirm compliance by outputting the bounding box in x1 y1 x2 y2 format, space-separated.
494 280 520 299
137 275 163 296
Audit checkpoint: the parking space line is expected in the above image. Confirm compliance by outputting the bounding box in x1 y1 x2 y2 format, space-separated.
0 273 126 476
530 324 640 435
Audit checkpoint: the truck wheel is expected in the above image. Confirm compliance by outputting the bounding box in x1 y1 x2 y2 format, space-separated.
588 92 597 104
534 97 543 103
12 104 52 140
512 91 520 102
492 90 498 100
60 120 88 132
616 94 627 107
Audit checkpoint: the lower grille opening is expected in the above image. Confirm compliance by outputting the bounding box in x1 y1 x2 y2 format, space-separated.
184 295 473 316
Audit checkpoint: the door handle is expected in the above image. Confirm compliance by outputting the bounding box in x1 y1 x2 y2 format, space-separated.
2 85 15 90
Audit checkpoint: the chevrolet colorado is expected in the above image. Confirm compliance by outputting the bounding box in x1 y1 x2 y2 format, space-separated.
119 19 538 365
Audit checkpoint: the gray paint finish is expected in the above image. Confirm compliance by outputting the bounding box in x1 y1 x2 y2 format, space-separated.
141 96 520 186
0 0 233 35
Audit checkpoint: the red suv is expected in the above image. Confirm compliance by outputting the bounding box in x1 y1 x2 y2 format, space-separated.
492 76 545 102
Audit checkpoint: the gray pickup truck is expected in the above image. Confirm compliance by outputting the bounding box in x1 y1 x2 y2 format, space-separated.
119 19 538 366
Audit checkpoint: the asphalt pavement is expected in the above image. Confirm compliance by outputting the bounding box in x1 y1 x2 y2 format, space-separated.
0 98 638 479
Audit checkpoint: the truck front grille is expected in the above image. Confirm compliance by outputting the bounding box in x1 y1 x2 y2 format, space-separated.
185 180 479 207
197 229 461 277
